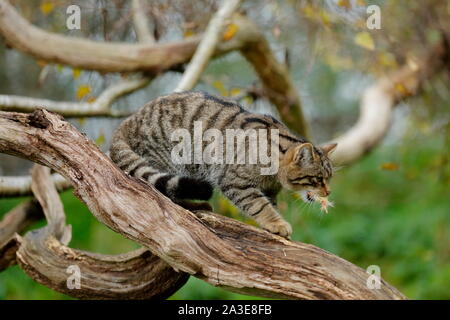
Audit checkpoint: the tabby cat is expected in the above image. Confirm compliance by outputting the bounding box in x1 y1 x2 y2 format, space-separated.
110 91 336 238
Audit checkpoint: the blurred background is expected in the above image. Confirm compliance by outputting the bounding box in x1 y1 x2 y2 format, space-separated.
0 0 449 299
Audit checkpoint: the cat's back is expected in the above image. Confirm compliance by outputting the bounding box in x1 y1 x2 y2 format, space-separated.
135 91 246 134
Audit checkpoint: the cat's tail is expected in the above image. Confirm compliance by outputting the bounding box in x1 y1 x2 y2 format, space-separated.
110 121 213 201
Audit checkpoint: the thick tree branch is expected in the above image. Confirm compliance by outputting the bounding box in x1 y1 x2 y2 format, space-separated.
0 109 406 299
330 40 449 165
3 165 189 299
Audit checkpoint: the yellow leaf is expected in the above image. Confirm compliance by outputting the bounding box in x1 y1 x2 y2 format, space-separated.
36 60 47 67
77 117 86 126
354 32 375 51
72 68 81 79
223 23 239 41
337 0 351 10
40 1 55 15
229 88 241 96
394 83 408 95
95 133 105 146
380 162 399 171
76 85 91 100
378 52 397 68
183 30 195 38
212 80 228 96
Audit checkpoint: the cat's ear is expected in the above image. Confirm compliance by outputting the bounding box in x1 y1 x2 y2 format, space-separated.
293 143 315 164
320 143 337 156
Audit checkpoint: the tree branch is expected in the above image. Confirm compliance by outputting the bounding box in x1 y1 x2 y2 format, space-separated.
329 40 449 165
2 165 189 299
0 0 308 137
175 0 242 92
0 173 71 197
0 77 150 117
0 109 406 299
131 0 155 44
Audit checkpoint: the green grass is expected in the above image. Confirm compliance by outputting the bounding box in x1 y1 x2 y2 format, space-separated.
1 133 449 299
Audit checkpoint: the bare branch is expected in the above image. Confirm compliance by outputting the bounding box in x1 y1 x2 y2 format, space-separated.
7 165 189 299
0 199 42 247
330 41 449 165
175 0 242 92
0 109 406 299
0 77 150 117
0 173 70 197
132 0 155 44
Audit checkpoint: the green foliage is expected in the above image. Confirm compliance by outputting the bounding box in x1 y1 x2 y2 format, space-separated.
1 130 449 299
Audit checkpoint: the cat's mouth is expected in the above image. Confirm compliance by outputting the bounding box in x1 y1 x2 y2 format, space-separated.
300 191 334 213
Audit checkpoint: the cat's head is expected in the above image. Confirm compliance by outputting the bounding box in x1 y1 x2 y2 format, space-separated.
278 142 337 202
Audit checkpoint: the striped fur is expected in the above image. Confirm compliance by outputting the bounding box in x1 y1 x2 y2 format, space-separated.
110 91 335 238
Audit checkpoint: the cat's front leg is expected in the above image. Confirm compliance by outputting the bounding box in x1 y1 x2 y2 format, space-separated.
222 186 292 238
252 201 292 238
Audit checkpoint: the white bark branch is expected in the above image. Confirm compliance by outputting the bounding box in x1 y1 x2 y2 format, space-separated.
0 173 71 197
174 0 242 92
0 77 150 117
329 42 449 165
132 0 155 44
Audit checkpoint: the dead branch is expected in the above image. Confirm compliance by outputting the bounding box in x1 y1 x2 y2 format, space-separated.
0 77 150 117
0 173 71 197
0 109 406 299
3 165 189 299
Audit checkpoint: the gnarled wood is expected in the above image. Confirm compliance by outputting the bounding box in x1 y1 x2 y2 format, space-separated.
0 109 406 299
8 165 189 299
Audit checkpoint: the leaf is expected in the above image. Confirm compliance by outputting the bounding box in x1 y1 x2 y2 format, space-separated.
183 30 195 38
356 0 366 6
223 23 239 41
381 162 399 171
229 88 241 96
95 133 105 146
76 85 91 100
378 52 398 68
354 32 375 51
36 60 47 68
72 68 81 79
40 1 55 15
337 0 351 10
86 96 97 103
212 80 228 96
394 83 409 95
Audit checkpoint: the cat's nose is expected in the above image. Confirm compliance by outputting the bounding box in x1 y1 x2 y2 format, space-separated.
321 186 331 196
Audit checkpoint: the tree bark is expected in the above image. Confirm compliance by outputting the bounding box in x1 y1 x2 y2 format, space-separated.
0 109 406 300
0 165 189 299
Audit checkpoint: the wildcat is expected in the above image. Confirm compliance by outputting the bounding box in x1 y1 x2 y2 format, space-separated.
110 91 336 238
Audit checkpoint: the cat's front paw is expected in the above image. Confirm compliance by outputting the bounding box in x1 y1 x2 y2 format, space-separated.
262 220 292 239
